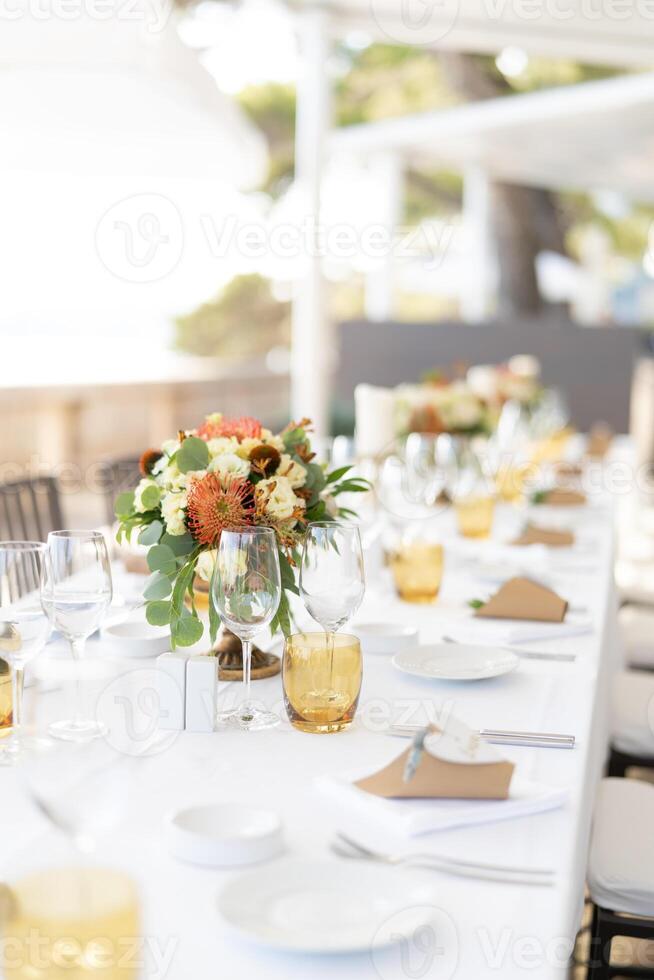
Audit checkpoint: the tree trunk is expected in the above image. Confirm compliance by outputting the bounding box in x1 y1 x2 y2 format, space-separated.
439 53 568 318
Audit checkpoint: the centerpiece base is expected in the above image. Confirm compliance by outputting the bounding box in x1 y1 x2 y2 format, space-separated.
211 627 281 683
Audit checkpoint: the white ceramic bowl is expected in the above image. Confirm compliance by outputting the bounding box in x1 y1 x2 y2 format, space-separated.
101 619 171 658
355 622 419 656
166 804 284 868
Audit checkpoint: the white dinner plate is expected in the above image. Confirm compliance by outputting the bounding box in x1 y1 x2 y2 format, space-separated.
392 644 519 681
217 859 437 953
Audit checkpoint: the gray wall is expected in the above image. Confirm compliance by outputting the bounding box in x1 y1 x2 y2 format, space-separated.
335 318 652 431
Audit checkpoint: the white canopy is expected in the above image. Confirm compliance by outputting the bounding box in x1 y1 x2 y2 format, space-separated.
0 10 267 185
330 71 654 202
291 0 654 68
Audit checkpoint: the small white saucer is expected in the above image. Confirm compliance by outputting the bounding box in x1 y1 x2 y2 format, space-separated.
217 859 438 953
102 619 171 658
355 622 419 656
392 644 519 681
166 804 284 868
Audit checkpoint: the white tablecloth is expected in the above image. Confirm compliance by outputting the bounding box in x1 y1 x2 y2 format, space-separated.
1 497 622 980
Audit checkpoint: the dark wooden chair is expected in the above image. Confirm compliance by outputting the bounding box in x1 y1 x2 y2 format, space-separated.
0 476 63 542
96 456 141 526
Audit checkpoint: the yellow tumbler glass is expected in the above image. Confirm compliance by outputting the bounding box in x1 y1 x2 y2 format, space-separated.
283 633 362 734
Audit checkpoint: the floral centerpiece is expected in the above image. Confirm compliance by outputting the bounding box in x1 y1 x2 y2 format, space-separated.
394 356 543 438
115 415 368 648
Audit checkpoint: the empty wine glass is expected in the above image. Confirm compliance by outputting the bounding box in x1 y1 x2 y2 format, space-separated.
41 531 113 742
212 526 281 731
300 522 365 634
0 542 51 765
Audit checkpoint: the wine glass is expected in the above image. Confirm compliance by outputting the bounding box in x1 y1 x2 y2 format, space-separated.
211 526 281 731
41 530 113 742
0 542 51 765
299 522 365 636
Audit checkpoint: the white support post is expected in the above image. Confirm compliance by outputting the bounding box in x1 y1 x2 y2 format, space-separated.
461 165 494 323
364 151 402 322
291 4 331 437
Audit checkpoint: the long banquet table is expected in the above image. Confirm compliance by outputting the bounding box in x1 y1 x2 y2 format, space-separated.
2 489 623 980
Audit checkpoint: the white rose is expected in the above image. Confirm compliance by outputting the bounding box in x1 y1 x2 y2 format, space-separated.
161 490 188 536
134 478 158 513
277 453 307 489
508 354 540 379
257 475 304 522
467 365 499 403
207 437 239 457
209 452 251 481
196 549 217 583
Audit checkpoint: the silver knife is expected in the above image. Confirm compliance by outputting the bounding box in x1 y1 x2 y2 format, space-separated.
388 724 575 749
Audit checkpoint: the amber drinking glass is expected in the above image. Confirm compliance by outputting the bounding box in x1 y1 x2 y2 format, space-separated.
454 496 495 539
283 632 362 734
1 868 140 980
389 543 444 603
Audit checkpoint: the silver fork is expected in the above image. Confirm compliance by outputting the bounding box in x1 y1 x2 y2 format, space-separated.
331 833 555 887
442 634 576 663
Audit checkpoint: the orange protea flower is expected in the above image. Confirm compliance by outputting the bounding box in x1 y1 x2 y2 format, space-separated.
197 415 263 442
139 449 163 477
186 474 254 547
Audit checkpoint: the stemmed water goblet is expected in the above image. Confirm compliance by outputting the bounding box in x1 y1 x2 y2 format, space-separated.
299 521 365 647
0 542 51 765
41 530 113 741
211 526 282 731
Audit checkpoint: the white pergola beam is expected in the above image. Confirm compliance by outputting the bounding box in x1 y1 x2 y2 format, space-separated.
328 71 654 202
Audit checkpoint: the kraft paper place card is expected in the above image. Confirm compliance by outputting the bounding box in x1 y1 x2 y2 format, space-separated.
536 487 586 507
511 523 575 548
475 576 568 623
354 720 514 801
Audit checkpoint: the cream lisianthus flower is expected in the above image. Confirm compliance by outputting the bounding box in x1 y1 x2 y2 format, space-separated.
207 436 239 457
209 452 251 481
257 475 304 522
161 489 188 536
261 428 285 452
277 453 307 489
196 549 217 583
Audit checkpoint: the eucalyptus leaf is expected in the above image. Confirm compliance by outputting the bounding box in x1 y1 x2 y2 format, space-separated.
143 571 173 601
146 600 172 626
173 615 204 647
139 521 164 546
161 532 195 557
114 490 135 517
177 436 209 474
147 544 177 577
140 483 162 510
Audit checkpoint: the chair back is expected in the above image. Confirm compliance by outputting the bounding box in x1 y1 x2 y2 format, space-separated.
0 476 63 542
97 456 141 526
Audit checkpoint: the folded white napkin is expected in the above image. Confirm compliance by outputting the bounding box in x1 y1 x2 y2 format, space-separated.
317 772 567 837
444 617 592 646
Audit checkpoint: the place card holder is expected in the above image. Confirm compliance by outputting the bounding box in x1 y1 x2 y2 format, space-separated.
156 652 188 731
354 722 514 801
185 655 218 733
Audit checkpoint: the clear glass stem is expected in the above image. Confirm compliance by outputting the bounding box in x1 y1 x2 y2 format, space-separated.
326 630 335 685
70 636 86 727
242 639 252 705
11 663 25 747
